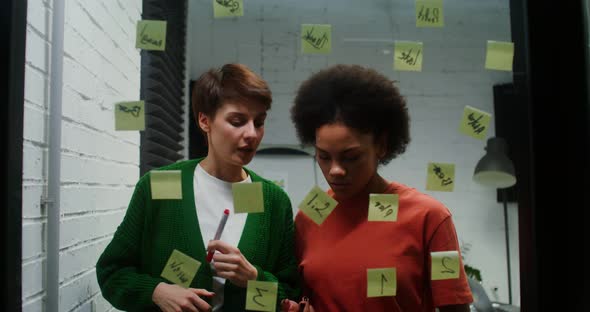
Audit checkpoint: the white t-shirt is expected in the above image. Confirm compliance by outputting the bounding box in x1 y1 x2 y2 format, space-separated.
194 164 249 311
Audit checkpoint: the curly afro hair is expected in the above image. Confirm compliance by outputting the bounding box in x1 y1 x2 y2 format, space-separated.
291 64 410 165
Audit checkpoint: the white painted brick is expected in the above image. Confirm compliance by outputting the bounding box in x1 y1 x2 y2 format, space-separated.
60 153 139 186
23 104 47 144
59 269 100 312
60 211 125 250
61 121 139 164
25 27 49 73
92 295 114 312
22 142 45 181
24 65 48 107
62 57 101 101
22 222 44 260
22 258 45 299
23 295 44 312
59 238 110 283
22 183 45 219
23 0 143 310
61 185 134 215
26 0 51 37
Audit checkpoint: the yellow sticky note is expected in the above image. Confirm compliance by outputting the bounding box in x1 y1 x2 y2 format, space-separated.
394 41 423 72
367 268 397 297
232 182 264 213
368 194 399 222
298 186 338 225
114 101 145 131
459 105 492 140
245 280 278 312
416 0 444 27
301 24 332 54
136 20 167 51
213 0 244 18
485 40 514 71
431 250 460 280
160 249 201 288
426 162 455 192
151 170 182 200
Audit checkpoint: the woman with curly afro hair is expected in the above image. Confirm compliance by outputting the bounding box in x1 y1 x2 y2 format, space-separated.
282 64 473 312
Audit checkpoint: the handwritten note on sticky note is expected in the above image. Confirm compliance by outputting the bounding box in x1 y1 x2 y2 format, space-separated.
431 250 460 280
160 249 201 288
151 170 182 200
459 105 492 140
301 24 332 54
136 20 167 51
367 268 397 297
485 40 514 71
426 162 455 192
245 280 278 312
213 0 244 18
394 41 423 72
115 101 145 131
298 186 338 225
368 194 399 222
416 0 444 27
232 182 264 214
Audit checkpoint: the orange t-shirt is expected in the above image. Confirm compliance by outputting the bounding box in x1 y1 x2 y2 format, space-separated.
295 182 473 311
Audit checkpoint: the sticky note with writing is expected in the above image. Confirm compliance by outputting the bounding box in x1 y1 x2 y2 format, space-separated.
160 249 201 288
485 40 514 71
394 41 423 72
136 20 167 51
431 250 460 280
459 105 492 140
367 268 397 297
232 182 264 213
213 0 244 18
368 194 399 222
245 280 278 312
416 0 444 27
298 186 338 225
115 101 145 131
426 162 455 192
301 24 332 54
151 170 182 200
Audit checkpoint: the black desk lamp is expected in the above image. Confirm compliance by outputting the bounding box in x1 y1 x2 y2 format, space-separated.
473 137 517 305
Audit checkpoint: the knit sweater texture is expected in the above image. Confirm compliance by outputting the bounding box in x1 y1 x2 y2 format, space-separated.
96 158 300 311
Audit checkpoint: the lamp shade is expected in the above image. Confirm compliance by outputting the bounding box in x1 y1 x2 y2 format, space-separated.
473 137 516 188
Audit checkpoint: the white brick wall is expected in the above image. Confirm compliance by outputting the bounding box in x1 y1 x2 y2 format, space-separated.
22 0 142 311
190 0 521 306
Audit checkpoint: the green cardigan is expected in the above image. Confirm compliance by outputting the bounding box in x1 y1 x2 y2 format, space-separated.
96 158 300 311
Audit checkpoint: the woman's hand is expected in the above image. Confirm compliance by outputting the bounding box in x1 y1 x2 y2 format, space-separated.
207 240 258 288
152 282 214 312
281 297 315 312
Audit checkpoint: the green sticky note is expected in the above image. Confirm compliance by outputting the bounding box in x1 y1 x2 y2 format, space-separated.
151 170 182 200
245 280 278 312
213 0 244 18
394 41 423 72
136 20 167 51
368 194 399 222
298 186 338 225
459 105 492 140
416 0 444 27
114 101 145 131
485 40 514 71
426 162 455 192
367 268 397 297
431 250 460 280
232 182 264 213
160 249 201 288
301 24 332 54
